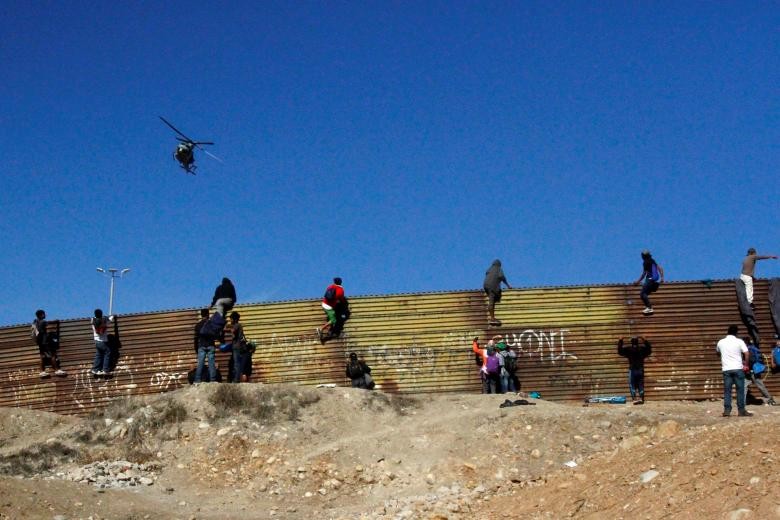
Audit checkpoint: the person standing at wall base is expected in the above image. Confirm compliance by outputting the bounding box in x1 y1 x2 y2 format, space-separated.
716 325 752 417
743 336 777 406
617 336 651 404
194 308 218 384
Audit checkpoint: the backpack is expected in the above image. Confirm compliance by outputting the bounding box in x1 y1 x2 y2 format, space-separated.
347 361 364 379
650 263 661 283
773 346 780 369
199 313 226 340
485 354 500 375
748 345 761 367
747 346 766 374
324 286 337 301
504 354 517 374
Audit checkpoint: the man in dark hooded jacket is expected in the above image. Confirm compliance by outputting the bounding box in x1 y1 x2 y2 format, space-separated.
211 277 237 316
483 260 511 326
617 336 652 404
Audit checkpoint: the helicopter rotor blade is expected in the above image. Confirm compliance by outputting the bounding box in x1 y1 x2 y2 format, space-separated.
192 141 215 146
159 116 196 143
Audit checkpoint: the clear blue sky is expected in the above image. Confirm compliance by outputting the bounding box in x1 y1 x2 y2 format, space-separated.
2 1 778 326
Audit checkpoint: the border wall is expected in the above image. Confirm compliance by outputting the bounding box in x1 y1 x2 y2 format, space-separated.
1 279 778 416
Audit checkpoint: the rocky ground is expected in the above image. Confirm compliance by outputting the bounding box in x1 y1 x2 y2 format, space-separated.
0 384 779 520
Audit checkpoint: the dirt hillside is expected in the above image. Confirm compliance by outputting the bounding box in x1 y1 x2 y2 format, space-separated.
0 384 778 519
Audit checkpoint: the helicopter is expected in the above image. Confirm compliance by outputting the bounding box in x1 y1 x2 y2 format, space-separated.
159 116 221 174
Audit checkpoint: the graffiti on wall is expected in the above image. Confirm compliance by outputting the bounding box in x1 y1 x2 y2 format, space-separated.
3 352 190 411
491 329 577 364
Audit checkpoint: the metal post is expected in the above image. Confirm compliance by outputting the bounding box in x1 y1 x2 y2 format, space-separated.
97 267 130 316
109 274 116 316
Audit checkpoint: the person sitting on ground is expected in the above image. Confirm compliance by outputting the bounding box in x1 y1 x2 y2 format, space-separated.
617 336 652 404
743 337 776 406
32 309 66 378
317 277 346 342
634 250 664 315
346 352 374 389
90 309 115 377
211 277 237 317
483 260 512 326
472 338 501 394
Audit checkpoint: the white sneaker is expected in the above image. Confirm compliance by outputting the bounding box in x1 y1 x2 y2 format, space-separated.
90 369 101 376
642 307 654 315
39 371 50 378
55 369 67 376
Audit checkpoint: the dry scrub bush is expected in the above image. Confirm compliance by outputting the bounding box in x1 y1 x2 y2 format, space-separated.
364 392 419 416
0 442 76 476
209 384 321 424
78 397 188 463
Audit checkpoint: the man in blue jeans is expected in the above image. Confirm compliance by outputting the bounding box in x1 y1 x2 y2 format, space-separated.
90 309 115 376
194 308 217 383
617 336 652 404
716 325 752 417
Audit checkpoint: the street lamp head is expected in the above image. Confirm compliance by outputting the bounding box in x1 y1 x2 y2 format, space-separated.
108 268 118 274
96 268 105 273
121 268 131 275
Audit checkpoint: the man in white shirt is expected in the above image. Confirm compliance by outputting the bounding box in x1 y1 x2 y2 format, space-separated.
91 309 115 376
716 325 752 417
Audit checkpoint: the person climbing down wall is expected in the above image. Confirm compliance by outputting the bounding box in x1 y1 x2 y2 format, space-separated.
736 277 761 347
317 277 346 343
634 250 663 315
483 260 511 326
740 248 777 306
32 309 66 378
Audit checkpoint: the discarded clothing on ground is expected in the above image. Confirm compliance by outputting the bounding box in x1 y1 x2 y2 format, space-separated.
499 399 535 408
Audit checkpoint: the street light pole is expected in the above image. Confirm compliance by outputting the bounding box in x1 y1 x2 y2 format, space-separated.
96 267 131 315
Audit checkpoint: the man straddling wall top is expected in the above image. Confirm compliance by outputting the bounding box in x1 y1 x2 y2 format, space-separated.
716 325 752 417
483 260 511 327
211 277 237 317
740 248 777 306
317 277 346 343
